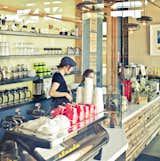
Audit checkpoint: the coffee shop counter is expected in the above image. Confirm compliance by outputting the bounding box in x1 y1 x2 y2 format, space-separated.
90 128 128 161
122 95 160 161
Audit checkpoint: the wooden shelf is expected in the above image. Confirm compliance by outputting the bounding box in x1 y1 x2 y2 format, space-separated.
0 30 81 39
0 54 81 58
0 71 81 86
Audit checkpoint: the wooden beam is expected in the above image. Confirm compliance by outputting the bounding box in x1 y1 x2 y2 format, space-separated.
106 8 118 93
75 0 83 82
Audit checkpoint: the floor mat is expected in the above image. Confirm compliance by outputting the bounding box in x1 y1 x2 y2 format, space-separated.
136 154 160 161
142 135 160 158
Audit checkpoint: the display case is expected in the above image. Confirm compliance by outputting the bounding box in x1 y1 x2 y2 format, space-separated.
2 113 109 161
104 93 122 128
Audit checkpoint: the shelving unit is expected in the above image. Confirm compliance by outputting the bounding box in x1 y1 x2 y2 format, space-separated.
0 77 35 85
0 54 81 58
0 30 81 39
0 97 49 112
0 71 81 85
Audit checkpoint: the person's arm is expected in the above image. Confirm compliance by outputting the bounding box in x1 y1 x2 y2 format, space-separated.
49 82 73 102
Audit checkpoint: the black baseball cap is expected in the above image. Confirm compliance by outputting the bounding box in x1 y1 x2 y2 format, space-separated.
57 56 76 68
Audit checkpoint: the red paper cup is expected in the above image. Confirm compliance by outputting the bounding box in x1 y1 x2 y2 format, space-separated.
76 104 84 122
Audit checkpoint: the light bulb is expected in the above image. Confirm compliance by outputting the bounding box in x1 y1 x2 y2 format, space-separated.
142 21 146 26
129 30 134 34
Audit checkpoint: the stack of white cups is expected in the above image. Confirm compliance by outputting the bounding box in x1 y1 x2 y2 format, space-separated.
84 78 94 104
93 87 104 115
76 77 104 114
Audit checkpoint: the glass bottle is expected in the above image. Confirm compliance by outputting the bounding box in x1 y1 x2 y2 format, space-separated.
13 89 20 104
19 88 26 103
0 91 3 107
2 90 9 106
24 87 31 101
8 90 14 105
21 25 28 32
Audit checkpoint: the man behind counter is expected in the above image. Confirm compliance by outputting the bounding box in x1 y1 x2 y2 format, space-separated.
49 56 76 108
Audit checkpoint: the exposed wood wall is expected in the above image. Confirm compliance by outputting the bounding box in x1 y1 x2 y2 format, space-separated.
75 0 82 82
106 8 118 93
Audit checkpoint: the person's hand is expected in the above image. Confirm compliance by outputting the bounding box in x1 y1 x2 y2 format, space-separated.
65 93 73 102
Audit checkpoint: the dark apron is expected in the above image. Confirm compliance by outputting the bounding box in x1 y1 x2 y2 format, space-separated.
51 97 70 109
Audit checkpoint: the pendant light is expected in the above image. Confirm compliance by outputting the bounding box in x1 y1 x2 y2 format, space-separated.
136 0 152 25
123 23 140 33
123 0 140 33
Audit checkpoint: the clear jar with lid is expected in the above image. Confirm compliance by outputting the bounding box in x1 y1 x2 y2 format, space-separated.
2 90 9 106
23 67 28 78
0 91 3 107
1 17 8 31
21 25 28 32
8 89 14 105
12 22 21 31
23 87 31 101
44 48 48 54
16 64 23 79
30 27 36 33
11 69 17 80
19 87 26 102
13 89 20 104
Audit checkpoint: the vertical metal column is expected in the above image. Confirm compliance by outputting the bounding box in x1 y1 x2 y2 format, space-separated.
83 19 90 71
118 17 122 94
96 16 103 87
96 0 103 87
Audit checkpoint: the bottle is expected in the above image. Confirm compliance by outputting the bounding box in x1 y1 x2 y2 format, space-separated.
19 88 26 103
24 87 31 101
13 89 20 104
0 91 3 107
8 90 14 105
2 90 9 106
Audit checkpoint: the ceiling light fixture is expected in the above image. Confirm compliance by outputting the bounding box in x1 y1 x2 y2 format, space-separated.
123 23 140 34
136 15 152 25
111 9 142 18
111 1 142 9
136 0 152 25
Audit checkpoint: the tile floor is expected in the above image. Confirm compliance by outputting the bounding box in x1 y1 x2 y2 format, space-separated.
136 135 160 161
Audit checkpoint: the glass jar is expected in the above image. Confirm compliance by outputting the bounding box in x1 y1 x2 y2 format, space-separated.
0 91 3 107
2 90 9 106
30 27 36 33
23 87 31 101
8 89 14 105
36 71 44 77
21 25 28 32
44 48 48 54
12 22 20 31
17 64 23 79
23 68 28 78
13 89 20 104
1 17 8 31
19 88 26 102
